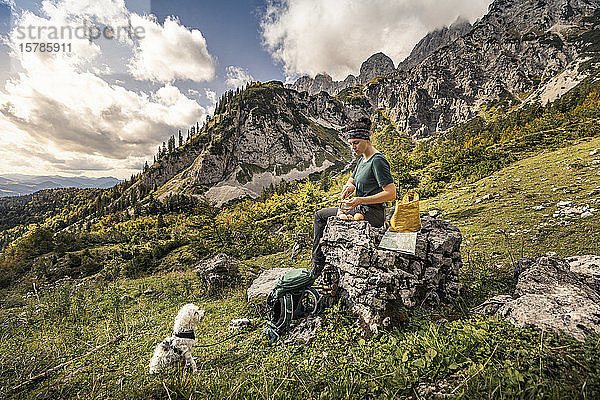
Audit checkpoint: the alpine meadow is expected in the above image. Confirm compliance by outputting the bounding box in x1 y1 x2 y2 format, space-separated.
2 0 600 399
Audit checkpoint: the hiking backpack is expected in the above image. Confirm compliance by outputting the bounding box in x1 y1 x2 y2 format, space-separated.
263 268 323 343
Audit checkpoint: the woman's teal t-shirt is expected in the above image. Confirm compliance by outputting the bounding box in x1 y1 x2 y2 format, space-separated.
351 152 394 200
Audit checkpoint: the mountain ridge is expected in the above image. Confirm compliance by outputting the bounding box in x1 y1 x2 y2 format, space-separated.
122 0 600 207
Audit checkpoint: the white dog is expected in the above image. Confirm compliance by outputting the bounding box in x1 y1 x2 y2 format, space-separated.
149 304 205 374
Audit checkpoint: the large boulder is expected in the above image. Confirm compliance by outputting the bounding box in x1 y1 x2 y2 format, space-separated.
195 254 240 295
246 267 295 303
474 256 600 342
320 215 463 336
566 255 600 294
500 257 600 342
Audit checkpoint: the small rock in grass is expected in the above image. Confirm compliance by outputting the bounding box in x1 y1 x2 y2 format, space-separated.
532 205 544 211
581 211 593 218
428 210 441 217
590 148 600 156
229 318 253 331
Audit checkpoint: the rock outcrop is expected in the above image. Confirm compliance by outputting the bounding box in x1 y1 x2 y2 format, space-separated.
286 53 395 96
397 17 472 72
474 256 600 342
365 0 599 137
567 254 600 293
195 254 240 295
246 267 295 303
320 216 463 336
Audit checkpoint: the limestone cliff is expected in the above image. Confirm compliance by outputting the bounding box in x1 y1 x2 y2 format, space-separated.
397 16 473 72
128 82 356 206
364 0 600 137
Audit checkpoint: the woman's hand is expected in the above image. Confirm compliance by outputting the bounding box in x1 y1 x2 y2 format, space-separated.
341 183 355 200
343 196 363 211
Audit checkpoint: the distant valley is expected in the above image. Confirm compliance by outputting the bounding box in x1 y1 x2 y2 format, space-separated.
0 174 120 197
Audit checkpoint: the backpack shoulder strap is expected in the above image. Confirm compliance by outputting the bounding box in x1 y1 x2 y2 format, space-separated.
264 293 295 344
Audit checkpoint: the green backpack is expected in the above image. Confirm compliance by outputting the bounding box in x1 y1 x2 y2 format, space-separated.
264 268 323 343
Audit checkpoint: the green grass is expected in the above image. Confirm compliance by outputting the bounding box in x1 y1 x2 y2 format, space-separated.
423 136 600 265
3 139 600 399
2 268 599 399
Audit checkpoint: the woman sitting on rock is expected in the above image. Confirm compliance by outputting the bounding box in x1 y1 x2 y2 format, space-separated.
312 117 397 277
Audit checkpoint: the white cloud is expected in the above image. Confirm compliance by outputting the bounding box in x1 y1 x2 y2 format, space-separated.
204 88 217 113
128 15 215 83
261 0 492 80
225 65 254 89
0 0 210 179
205 89 217 103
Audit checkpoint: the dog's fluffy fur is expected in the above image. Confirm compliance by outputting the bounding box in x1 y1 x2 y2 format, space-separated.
149 304 205 373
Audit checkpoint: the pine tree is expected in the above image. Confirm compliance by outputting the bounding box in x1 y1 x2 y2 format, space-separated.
157 213 165 229
178 130 183 147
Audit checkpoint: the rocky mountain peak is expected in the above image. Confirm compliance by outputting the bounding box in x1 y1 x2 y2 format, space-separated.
363 0 600 137
397 16 473 71
359 52 395 83
285 52 395 96
449 15 471 29
128 81 355 206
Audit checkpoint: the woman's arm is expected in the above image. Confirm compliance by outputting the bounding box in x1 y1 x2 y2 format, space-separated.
343 183 396 210
341 177 356 200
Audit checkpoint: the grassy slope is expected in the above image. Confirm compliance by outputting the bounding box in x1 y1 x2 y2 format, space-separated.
423 136 600 262
2 140 600 399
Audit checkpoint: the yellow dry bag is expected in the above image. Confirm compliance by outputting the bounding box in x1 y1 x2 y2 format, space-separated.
390 191 421 232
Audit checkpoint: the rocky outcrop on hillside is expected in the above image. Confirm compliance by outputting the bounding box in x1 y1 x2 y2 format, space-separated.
365 0 600 137
247 267 295 304
131 83 356 206
195 253 240 295
473 256 600 342
286 53 395 96
397 17 473 72
320 216 463 336
567 254 600 293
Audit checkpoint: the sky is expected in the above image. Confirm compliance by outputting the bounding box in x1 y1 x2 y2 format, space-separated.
0 0 493 180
